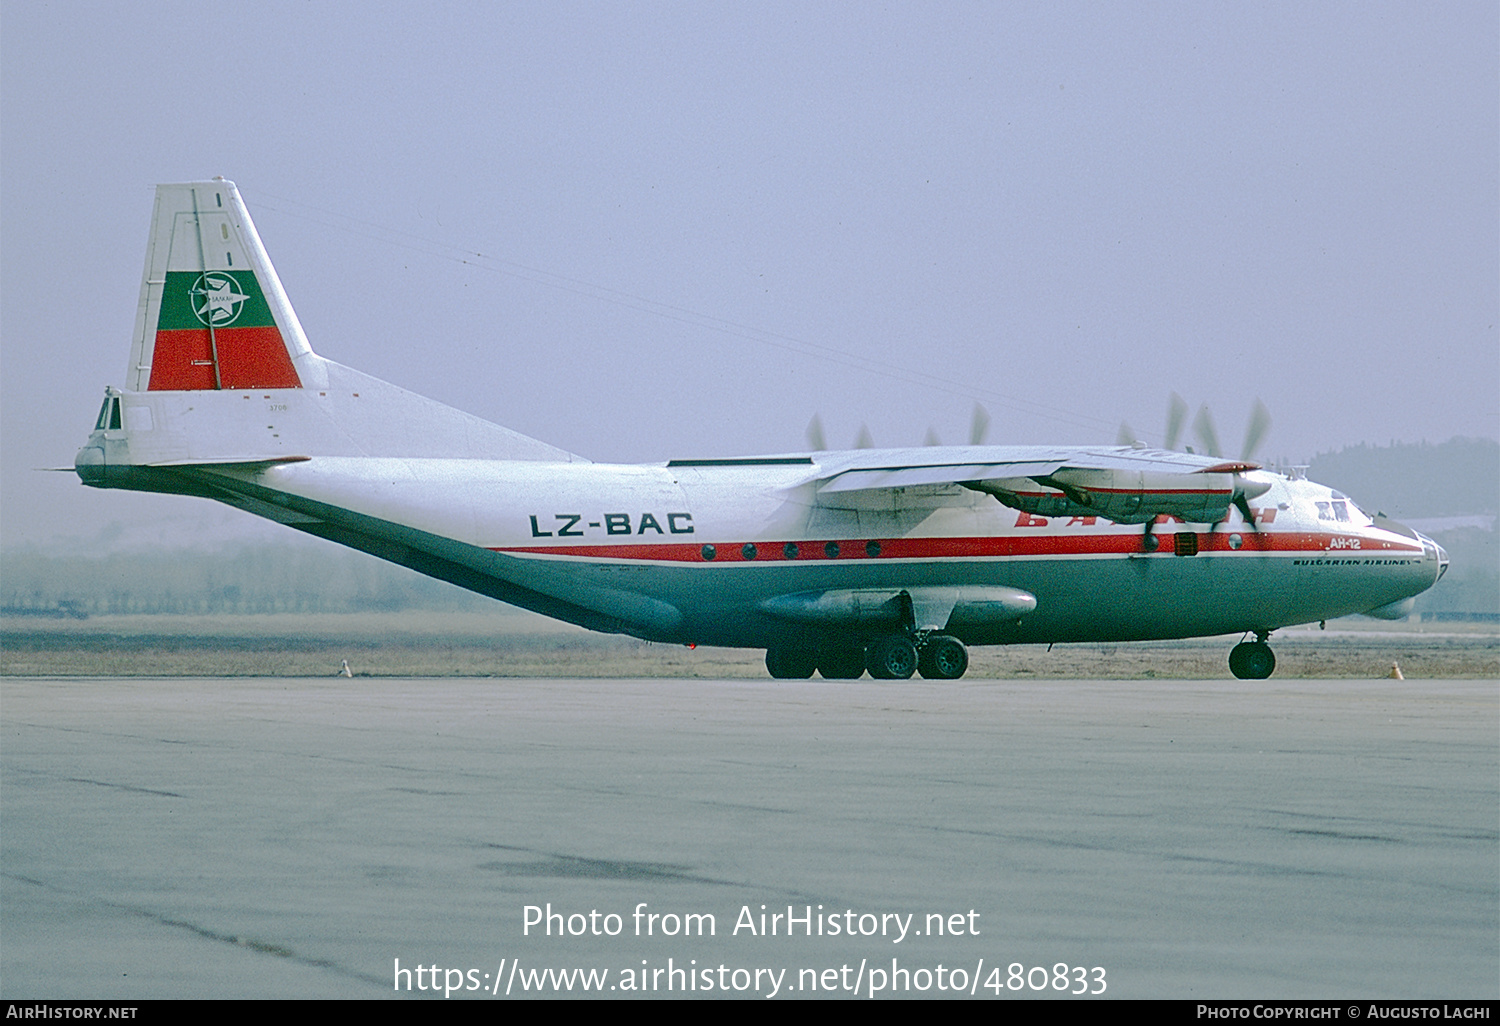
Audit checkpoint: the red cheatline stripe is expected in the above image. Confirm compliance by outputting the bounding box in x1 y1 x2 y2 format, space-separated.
490 531 1421 563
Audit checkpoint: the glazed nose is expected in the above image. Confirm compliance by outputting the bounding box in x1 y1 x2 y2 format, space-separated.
1415 531 1449 583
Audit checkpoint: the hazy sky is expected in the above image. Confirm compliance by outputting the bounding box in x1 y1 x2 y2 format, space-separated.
3 2 1496 552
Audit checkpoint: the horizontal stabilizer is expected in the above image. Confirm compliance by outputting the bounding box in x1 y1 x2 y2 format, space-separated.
144 455 311 467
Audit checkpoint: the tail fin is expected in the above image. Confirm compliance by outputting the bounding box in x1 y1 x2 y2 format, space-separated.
85 179 583 468
127 179 312 391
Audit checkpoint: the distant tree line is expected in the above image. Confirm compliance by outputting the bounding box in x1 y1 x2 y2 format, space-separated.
1307 437 1497 519
0 544 493 616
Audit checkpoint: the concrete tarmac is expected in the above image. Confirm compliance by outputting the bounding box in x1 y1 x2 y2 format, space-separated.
2 676 1495 999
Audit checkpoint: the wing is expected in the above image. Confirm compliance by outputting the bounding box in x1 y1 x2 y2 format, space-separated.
798 444 1270 525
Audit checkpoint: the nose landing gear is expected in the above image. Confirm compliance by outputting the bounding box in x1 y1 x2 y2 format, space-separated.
1229 632 1276 679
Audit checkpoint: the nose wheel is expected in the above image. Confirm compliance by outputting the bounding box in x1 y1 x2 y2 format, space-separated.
1228 638 1276 679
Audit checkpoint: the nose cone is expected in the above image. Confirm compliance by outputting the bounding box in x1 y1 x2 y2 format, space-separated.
74 444 105 485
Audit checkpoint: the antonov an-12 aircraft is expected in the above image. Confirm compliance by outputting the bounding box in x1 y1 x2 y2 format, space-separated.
75 181 1448 680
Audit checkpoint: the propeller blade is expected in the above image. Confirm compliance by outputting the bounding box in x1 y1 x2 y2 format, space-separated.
853 424 874 450
1240 399 1272 461
1116 421 1139 447
1164 392 1188 450
1193 405 1223 458
805 414 826 452
1234 493 1259 532
923 426 942 447
968 403 991 446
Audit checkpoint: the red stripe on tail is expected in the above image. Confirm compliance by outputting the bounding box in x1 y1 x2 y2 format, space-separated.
148 327 301 390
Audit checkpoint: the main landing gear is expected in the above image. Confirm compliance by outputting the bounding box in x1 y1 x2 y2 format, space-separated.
918 635 969 679
765 633 970 681
1228 632 1276 680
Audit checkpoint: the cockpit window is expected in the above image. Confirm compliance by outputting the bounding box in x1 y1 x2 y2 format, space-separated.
1314 500 1351 522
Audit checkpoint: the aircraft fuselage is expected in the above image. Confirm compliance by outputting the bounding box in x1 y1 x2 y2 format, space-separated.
79 421 1444 649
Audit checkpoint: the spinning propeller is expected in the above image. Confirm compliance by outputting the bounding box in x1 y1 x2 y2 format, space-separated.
1192 398 1272 463
921 404 991 447
1120 394 1274 531
1118 393 1272 463
806 403 991 450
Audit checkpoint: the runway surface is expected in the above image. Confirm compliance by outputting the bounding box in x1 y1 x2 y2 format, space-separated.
2 676 1496 999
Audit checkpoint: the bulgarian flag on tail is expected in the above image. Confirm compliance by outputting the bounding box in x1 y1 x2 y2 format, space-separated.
133 181 308 392
149 268 300 390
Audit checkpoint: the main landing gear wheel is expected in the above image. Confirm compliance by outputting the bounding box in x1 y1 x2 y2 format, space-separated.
1228 641 1276 680
867 635 918 680
817 644 867 680
918 634 969 680
765 646 816 679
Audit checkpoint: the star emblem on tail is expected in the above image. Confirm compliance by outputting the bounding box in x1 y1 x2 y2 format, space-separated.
189 272 249 326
